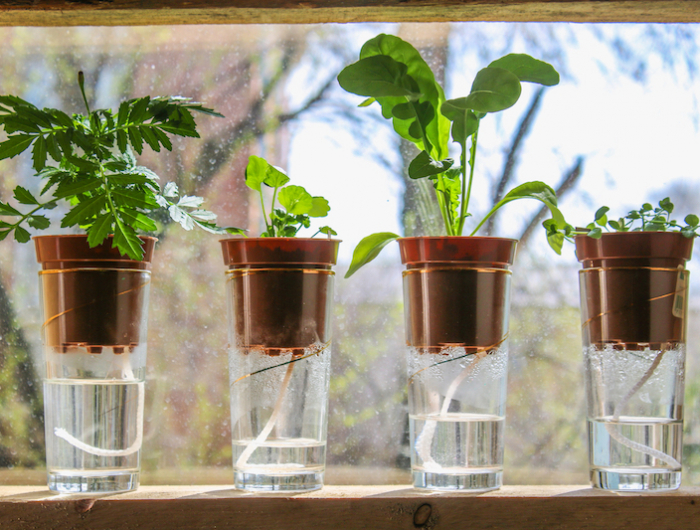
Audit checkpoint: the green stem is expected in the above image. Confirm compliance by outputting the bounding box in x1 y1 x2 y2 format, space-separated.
259 190 272 236
78 72 91 114
459 128 479 235
409 98 452 236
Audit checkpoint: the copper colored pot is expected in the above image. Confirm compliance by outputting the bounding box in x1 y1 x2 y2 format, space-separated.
34 235 155 353
220 238 340 354
399 236 517 353
575 232 694 349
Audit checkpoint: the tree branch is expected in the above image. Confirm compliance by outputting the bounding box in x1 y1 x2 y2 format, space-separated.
518 156 585 247
484 87 545 235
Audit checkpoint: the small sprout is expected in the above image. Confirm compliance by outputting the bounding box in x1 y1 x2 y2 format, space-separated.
244 155 334 238
585 198 698 238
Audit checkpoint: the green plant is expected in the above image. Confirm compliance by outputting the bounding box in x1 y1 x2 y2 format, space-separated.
244 155 335 238
337 34 568 277
582 198 699 238
0 72 239 260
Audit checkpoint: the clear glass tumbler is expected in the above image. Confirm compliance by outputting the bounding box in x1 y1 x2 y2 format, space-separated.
36 235 153 494
400 236 515 492
577 232 692 491
222 238 338 492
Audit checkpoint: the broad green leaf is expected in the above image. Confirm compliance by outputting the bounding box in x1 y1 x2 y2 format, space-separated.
45 134 62 162
158 124 200 138
659 197 674 213
308 196 330 218
61 194 107 227
116 129 128 153
152 127 173 151
13 186 39 205
443 108 479 144
263 164 290 189
27 215 50 230
278 185 313 215
487 54 560 86
54 178 102 199
0 202 22 216
345 232 400 278
0 230 10 241
245 155 271 191
111 188 157 210
408 151 454 179
113 222 144 260
46 108 74 128
0 134 34 160
594 206 609 225
128 97 150 125
444 68 522 115
117 101 130 127
685 214 699 227
318 226 337 236
66 155 99 173
354 34 450 159
140 125 161 152
14 226 30 243
127 126 144 154
472 181 565 239
118 208 158 232
87 213 114 247
337 55 417 98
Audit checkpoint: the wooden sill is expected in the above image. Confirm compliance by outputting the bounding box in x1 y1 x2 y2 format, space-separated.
1 485 699 529
1 1 700 26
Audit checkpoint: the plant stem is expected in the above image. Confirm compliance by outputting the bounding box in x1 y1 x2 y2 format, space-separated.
78 71 91 114
259 190 272 236
459 129 479 235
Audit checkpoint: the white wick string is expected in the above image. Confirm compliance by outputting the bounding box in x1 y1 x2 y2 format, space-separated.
236 360 295 470
414 350 488 469
594 349 681 469
54 381 144 458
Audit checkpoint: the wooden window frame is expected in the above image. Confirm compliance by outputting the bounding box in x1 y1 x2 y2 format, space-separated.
1 2 699 528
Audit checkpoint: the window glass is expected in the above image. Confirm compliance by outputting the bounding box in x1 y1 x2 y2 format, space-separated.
0 22 699 486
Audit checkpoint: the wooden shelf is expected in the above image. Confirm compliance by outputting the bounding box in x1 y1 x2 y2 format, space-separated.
1 1 700 27
1 485 700 529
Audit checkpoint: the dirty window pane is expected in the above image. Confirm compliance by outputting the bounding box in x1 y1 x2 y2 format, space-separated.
1 22 699 487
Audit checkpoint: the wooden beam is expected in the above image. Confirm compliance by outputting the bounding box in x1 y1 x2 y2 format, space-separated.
0 1 700 26
2 485 700 530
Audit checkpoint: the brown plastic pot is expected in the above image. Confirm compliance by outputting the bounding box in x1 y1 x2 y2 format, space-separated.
399 236 517 353
575 232 694 349
34 235 156 353
220 238 340 355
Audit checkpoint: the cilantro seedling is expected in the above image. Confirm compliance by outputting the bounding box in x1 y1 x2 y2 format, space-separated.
245 155 335 238
0 72 242 260
337 34 568 277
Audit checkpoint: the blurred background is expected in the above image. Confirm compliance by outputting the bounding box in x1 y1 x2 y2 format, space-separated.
1 22 700 486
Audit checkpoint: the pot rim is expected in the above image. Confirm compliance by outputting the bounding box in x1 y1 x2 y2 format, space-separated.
398 235 518 267
574 231 694 265
34 234 157 270
220 237 341 267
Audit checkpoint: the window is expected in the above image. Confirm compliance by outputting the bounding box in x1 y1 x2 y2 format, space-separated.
0 21 699 487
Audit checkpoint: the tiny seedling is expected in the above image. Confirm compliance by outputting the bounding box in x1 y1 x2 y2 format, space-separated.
583 197 699 238
0 72 239 260
337 34 568 277
244 155 335 238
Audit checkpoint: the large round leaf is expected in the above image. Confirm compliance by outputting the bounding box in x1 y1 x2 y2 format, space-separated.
488 54 560 86
451 67 522 114
337 55 417 98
